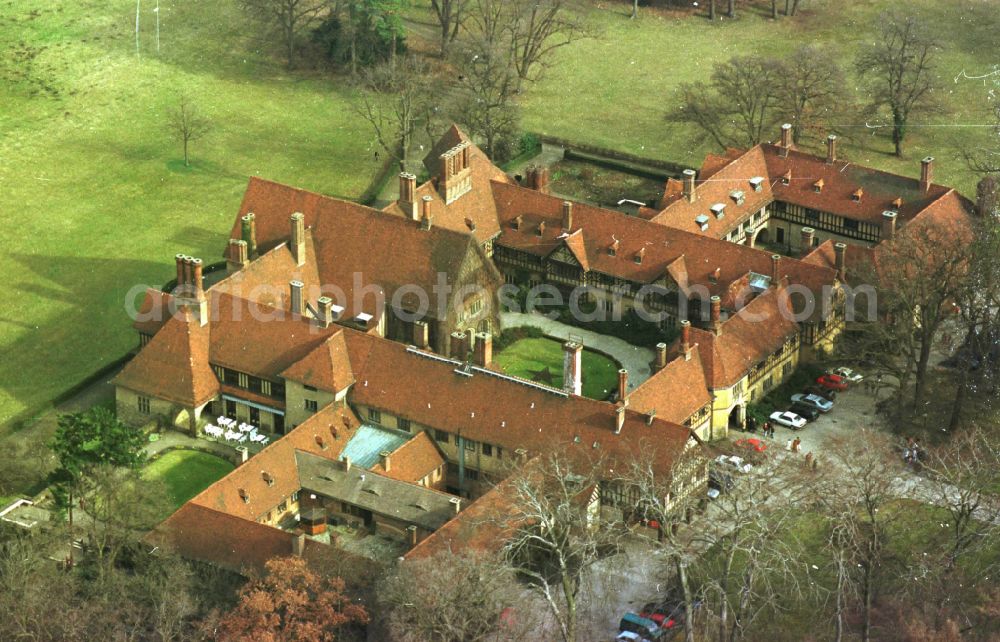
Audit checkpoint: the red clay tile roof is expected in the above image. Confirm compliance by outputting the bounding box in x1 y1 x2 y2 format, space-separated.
491 181 837 301
370 431 445 484
280 332 355 394
629 345 711 424
132 288 174 337
114 307 219 407
187 404 361 521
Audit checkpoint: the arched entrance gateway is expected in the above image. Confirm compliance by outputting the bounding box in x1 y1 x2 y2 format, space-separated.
728 404 745 431
751 227 769 247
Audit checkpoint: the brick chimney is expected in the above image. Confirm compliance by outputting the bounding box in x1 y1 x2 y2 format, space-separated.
175 253 187 287
563 341 582 396
920 157 934 192
615 403 626 434
398 173 418 221
680 319 692 360
562 201 573 231
407 524 418 548
379 451 391 473
290 212 305 267
474 332 493 367
771 254 781 283
826 134 837 163
682 169 697 203
227 239 249 273
177 256 209 326
316 296 333 328
881 211 897 241
617 369 628 401
780 123 793 156
450 331 467 360
655 342 668 370
800 227 815 257
536 166 550 194
241 213 257 257
710 295 722 335
834 242 847 282
289 280 305 317
439 142 472 204
421 196 433 230
412 320 429 349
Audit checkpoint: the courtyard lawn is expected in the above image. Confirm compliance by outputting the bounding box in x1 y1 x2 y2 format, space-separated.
494 337 620 400
0 0 379 430
143 449 234 512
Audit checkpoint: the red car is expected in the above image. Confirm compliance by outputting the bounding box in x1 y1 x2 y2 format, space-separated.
816 373 849 391
734 438 767 452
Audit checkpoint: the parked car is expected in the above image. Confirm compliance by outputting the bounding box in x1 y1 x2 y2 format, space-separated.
709 468 736 493
714 454 752 474
804 385 838 402
639 600 685 631
769 410 808 430
816 373 849 391
619 612 663 640
829 367 864 383
788 403 820 421
615 631 644 642
791 393 834 412
734 438 768 452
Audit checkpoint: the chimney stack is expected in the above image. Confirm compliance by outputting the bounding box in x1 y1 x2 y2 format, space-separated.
563 341 583 396
450 496 462 514
241 213 257 257
227 239 249 273
450 331 467 361
398 173 418 221
289 280 305 317
710 295 722 335
655 342 668 370
317 296 333 328
536 166 550 194
800 227 815 257
680 319 692 360
175 253 187 287
190 258 205 298
290 212 305 267
771 254 781 283
920 157 934 192
562 201 573 231
474 332 493 367
881 211 897 241
292 533 306 557
407 525 418 548
826 135 837 163
412 320 429 349
421 196 433 230
682 169 697 203
615 403 626 434
379 451 391 473
343 456 352 471
834 242 847 282
617 369 628 402
780 123 793 155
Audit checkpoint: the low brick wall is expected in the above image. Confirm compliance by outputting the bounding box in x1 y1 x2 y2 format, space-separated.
533 133 689 178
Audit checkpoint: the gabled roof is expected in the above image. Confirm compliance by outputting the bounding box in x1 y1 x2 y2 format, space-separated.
113 307 218 407
370 431 446 484
629 345 712 424
280 332 354 393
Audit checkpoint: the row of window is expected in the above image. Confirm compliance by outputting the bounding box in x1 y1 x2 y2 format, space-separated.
433 429 503 458
213 365 285 400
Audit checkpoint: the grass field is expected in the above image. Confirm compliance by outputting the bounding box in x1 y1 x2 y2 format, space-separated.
143 449 233 511
0 0 378 429
494 337 620 400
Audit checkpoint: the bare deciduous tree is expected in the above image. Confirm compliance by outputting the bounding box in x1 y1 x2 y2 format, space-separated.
966 102 1000 174
167 94 211 168
451 39 521 161
430 0 466 57
239 0 327 68
775 45 847 143
355 55 435 169
855 13 940 157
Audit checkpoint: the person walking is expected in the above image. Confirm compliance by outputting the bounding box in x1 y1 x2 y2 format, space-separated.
792 437 801 453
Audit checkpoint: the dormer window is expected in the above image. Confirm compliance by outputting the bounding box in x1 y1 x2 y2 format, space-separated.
315 435 327 450
634 247 645 264
709 267 721 284
729 190 745 205
262 472 274 487
512 215 523 230
749 176 764 192
695 214 710 232
892 197 903 210
852 188 863 202
608 239 619 256
536 222 545 237
239 488 250 504
782 171 792 185
813 179 824 193
710 203 726 219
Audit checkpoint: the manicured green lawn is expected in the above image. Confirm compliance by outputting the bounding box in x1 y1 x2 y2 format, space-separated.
142 449 233 511
0 0 378 430
494 337 620 400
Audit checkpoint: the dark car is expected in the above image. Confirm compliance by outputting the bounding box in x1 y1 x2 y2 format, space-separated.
789 403 820 421
709 468 736 492
804 385 837 402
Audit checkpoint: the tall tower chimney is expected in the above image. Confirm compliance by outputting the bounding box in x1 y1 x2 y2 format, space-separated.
289 280 305 317
780 123 793 156
290 212 305 267
617 369 628 402
241 213 257 258
682 169 697 203
800 227 815 257
680 319 692 360
881 211 897 241
826 134 837 163
563 341 583 396
710 295 722 335
398 173 418 221
562 201 573 231
834 242 847 282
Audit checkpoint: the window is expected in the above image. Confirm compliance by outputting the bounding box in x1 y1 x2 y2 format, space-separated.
465 468 480 481
304 384 317 392
397 417 411 432
454 434 461 446
496 447 503 459
465 439 477 452
291 491 299 502
137 396 151 414
248 376 263 394
482 443 493 457
368 408 381 423
278 500 287 513
238 373 249 389
249 407 260 425
843 218 859 231
435 429 449 443
305 399 318 412
261 380 272 396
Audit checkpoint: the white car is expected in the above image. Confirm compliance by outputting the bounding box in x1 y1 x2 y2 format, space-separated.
769 411 808 430
616 632 643 642
715 454 752 474
830 367 864 383
791 393 834 413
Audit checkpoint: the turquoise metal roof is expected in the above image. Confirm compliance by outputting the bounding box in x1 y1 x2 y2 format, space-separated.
339 423 409 469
